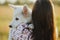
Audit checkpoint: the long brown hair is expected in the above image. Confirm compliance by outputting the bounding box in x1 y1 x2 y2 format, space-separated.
32 0 56 40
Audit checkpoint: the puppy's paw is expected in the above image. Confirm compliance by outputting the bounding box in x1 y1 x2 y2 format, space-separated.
28 24 34 29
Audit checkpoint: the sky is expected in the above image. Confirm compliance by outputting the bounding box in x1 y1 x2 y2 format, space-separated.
29 0 36 3
0 0 6 4
7 0 17 4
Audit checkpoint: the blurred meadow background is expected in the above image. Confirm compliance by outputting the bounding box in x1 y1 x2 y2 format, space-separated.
0 0 60 40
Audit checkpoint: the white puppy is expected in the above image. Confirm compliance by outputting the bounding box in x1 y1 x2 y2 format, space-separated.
8 4 33 40
9 4 32 28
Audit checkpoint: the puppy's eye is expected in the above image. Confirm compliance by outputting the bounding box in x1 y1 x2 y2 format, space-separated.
15 18 19 20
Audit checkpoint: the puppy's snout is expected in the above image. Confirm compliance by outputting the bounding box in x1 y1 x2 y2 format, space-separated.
9 25 12 28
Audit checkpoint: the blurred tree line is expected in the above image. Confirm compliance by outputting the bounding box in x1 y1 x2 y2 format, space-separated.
53 0 60 6
0 0 60 6
0 0 36 5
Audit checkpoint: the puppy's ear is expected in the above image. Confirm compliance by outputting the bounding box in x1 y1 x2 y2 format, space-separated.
23 4 28 15
8 4 16 9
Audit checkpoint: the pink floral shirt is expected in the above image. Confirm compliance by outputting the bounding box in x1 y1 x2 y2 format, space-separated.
10 23 33 40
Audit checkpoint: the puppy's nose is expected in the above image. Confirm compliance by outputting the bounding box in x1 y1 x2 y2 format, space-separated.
9 25 12 28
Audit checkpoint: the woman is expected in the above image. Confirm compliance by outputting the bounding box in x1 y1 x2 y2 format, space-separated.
32 0 56 40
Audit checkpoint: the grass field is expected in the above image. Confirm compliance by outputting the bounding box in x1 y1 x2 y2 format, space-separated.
0 5 60 40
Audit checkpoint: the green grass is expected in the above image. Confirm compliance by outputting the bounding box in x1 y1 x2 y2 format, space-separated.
57 16 60 31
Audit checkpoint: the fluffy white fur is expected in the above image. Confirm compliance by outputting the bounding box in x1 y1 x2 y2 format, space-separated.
8 4 33 40
9 4 32 28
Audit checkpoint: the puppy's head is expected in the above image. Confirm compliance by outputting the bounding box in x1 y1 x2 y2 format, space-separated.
9 4 32 28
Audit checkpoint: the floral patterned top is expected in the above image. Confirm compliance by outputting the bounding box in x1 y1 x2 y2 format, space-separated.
10 23 33 40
